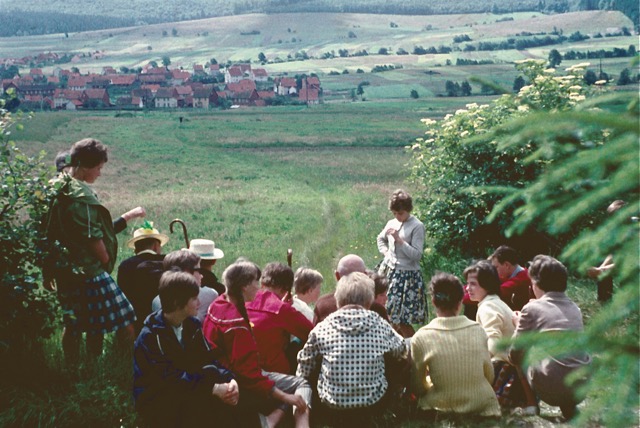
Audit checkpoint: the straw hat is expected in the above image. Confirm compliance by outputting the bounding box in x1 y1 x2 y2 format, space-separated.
126 224 169 249
189 239 224 260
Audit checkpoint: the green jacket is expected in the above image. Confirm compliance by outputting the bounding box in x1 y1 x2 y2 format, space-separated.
47 174 121 277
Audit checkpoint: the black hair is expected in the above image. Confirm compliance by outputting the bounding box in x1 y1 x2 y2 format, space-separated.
490 245 519 265
429 272 464 311
463 260 501 295
528 255 568 292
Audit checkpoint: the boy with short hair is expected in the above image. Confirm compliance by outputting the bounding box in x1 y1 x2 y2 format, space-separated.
134 270 239 428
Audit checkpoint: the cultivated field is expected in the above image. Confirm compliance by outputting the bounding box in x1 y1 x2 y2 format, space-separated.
1 10 635 101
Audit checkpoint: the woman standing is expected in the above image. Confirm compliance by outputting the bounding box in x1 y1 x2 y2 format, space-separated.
47 138 145 364
376 189 426 337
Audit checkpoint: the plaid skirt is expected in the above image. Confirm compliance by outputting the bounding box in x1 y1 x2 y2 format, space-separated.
385 269 427 325
59 271 136 335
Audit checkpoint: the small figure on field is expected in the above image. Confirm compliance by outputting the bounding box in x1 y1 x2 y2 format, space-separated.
133 270 241 428
376 189 426 337
297 272 407 427
510 255 591 421
45 138 146 364
118 221 168 336
410 272 501 419
152 249 218 323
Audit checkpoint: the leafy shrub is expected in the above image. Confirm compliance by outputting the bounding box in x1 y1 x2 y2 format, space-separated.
0 98 60 352
409 60 592 258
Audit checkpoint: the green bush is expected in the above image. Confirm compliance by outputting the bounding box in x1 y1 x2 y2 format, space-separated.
0 97 60 352
409 60 593 259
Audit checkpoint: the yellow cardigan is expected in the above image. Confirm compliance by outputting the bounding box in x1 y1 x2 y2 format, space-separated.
411 316 501 417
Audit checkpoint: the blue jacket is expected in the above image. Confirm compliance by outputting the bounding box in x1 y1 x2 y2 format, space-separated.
133 310 233 412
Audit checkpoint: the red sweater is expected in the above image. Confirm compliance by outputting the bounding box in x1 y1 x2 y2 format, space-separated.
247 289 313 374
500 268 533 311
202 295 275 399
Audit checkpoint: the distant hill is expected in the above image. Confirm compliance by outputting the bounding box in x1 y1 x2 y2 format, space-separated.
0 0 636 37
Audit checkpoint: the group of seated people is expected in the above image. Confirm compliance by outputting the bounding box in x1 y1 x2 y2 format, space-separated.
126 225 591 428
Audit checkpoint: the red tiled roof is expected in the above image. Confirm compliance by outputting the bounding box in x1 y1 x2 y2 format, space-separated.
83 88 107 99
227 79 256 92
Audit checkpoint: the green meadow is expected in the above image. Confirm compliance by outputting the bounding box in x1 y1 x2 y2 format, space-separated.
12 103 445 289
7 103 602 427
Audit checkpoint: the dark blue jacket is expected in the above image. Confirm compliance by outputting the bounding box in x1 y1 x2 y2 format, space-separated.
133 310 233 412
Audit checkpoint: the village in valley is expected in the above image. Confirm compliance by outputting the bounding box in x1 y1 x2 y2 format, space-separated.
0 53 322 110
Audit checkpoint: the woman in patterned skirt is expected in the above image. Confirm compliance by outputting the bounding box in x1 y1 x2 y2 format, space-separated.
47 138 145 364
376 189 426 337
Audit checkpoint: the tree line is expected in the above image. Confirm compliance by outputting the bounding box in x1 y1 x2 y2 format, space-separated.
3 0 638 37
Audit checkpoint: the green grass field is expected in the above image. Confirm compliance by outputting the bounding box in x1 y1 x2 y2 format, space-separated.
5 104 605 427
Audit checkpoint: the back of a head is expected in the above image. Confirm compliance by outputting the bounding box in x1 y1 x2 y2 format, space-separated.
430 272 464 311
336 254 366 278
163 249 200 273
335 272 374 309
55 150 70 173
261 262 294 294
70 138 108 168
294 267 323 295
463 260 501 295
158 270 199 313
491 245 519 265
528 255 567 292
222 260 261 298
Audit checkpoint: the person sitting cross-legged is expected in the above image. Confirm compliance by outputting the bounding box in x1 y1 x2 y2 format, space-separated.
411 272 501 420
133 270 245 428
297 272 407 427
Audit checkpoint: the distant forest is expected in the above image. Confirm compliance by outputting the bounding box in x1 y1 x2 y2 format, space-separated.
0 0 636 37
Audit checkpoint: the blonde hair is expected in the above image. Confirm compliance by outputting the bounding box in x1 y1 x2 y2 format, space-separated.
294 267 323 295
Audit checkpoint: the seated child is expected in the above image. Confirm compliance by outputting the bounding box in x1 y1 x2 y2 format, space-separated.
133 270 242 428
291 267 323 322
510 255 591 421
411 272 501 418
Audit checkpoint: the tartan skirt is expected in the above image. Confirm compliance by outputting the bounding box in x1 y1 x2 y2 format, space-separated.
59 271 136 335
385 268 427 325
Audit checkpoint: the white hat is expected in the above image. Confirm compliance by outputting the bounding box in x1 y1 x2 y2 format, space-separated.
126 225 169 249
189 239 224 260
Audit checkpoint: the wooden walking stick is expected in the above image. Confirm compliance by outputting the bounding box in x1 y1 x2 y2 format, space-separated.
169 219 190 249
